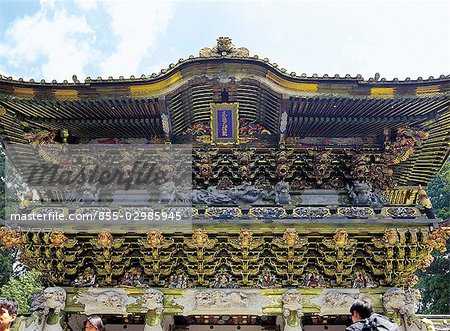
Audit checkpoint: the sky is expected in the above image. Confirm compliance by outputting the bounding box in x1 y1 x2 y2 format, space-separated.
0 0 448 82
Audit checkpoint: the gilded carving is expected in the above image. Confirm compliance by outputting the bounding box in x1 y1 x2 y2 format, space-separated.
320 229 357 285
228 229 264 285
185 229 219 285
199 37 249 58
271 229 308 285
383 127 429 165
0 227 25 249
90 231 130 285
426 226 450 252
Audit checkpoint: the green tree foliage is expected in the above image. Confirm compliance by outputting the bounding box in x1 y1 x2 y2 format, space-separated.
0 149 5 220
0 269 43 314
428 162 450 219
0 249 13 286
415 241 450 314
415 161 450 314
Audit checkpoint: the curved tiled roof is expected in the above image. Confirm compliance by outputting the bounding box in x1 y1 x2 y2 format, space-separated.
0 38 448 100
0 38 449 186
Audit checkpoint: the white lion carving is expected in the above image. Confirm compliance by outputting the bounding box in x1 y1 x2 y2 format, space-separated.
383 288 407 315
282 289 303 317
404 289 421 316
142 289 164 313
43 287 66 315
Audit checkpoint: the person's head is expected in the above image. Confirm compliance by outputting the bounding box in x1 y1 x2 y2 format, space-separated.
84 315 105 331
0 299 18 330
350 299 373 322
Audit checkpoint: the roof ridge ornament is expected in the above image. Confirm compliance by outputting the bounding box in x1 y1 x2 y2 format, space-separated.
199 37 249 58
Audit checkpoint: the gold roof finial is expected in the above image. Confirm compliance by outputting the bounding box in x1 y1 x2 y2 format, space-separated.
199 37 249 58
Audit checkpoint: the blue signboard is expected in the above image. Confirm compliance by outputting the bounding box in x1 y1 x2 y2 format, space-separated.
210 103 239 145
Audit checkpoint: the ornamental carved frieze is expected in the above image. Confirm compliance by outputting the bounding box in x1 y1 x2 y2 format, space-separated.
293 207 331 218
311 290 361 315
175 289 272 316
337 206 375 218
197 290 248 308
249 207 286 218
14 227 443 289
384 207 420 218
205 207 242 218
74 288 136 315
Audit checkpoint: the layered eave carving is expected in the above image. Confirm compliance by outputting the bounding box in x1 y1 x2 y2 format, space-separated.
2 225 448 289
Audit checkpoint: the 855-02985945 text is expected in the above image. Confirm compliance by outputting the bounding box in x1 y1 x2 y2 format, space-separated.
8 210 182 222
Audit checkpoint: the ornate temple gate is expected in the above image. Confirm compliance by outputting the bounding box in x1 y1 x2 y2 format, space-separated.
1 38 449 331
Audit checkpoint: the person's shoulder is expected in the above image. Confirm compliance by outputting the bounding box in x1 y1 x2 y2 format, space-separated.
346 321 365 331
370 313 396 324
370 313 400 331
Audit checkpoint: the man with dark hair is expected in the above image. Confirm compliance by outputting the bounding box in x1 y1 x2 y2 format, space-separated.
351 300 373 321
0 298 18 331
347 299 399 331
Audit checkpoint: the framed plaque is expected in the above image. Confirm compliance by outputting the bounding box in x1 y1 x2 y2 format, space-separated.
210 102 239 145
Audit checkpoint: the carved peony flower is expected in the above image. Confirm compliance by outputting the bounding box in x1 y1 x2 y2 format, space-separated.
238 229 253 248
146 230 164 248
49 231 68 248
192 229 209 248
0 227 24 249
98 231 114 248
